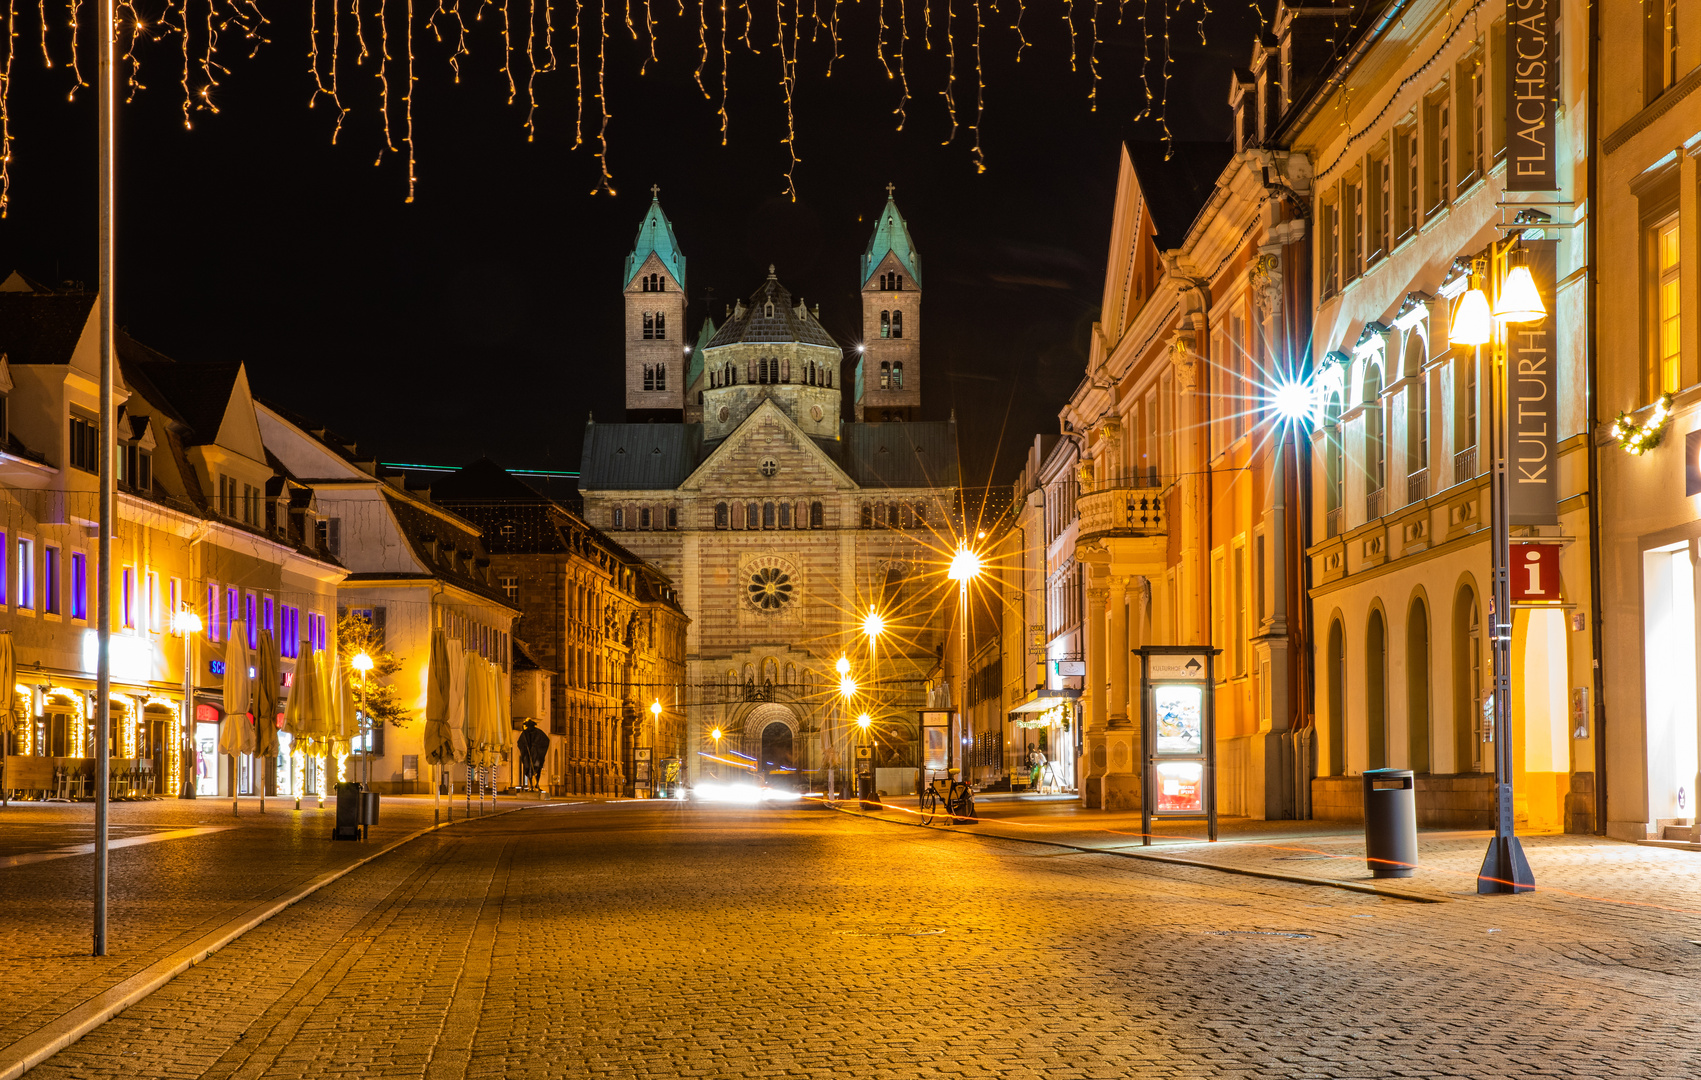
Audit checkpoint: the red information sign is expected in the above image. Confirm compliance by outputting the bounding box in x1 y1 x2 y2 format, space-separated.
195 703 221 725
1510 541 1562 601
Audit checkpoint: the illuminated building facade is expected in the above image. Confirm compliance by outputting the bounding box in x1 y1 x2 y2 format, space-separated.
0 272 343 799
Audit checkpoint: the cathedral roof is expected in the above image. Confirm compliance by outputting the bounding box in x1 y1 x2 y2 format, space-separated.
579 423 705 490
843 421 958 488
686 316 716 388
861 194 922 288
704 269 839 350
623 192 687 289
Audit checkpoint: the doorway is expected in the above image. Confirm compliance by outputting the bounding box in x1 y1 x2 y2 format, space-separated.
760 721 794 787
1644 544 1698 824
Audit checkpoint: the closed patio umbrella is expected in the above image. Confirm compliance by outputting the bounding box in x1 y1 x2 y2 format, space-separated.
254 631 280 760
0 631 13 807
423 628 453 767
222 621 254 756
446 637 468 763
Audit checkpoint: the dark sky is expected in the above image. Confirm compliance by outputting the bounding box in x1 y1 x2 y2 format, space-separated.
0 1 1258 490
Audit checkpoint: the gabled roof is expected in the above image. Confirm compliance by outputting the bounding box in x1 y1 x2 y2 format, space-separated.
861 195 922 287
129 361 244 446
623 194 687 290
705 270 839 349
1124 140 1236 250
842 421 960 489
378 490 518 611
578 423 704 491
0 284 95 366
428 457 546 502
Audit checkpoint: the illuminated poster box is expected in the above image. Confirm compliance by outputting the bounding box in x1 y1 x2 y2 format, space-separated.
1138 646 1219 843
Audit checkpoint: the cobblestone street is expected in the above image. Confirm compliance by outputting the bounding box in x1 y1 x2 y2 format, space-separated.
17 800 1701 1079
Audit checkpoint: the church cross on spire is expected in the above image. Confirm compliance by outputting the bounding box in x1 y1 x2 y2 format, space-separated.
651 183 661 199
886 182 895 199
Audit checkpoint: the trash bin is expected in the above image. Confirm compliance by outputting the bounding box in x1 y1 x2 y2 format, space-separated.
1362 768 1417 878
360 791 380 827
332 782 363 841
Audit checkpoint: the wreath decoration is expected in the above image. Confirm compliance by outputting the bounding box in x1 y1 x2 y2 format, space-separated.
1611 395 1674 456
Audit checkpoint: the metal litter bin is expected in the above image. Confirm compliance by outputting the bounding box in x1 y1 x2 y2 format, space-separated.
1362 768 1417 878
360 791 380 829
332 782 363 841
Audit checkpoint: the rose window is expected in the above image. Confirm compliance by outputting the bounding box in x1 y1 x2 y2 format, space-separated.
748 566 796 611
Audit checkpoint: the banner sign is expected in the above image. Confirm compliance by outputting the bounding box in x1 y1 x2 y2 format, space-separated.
1506 0 1559 191
1509 240 1558 526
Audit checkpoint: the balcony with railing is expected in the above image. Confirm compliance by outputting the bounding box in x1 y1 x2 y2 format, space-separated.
1453 445 1478 484
1076 476 1168 545
1366 487 1385 521
1325 506 1343 538
1406 468 1428 506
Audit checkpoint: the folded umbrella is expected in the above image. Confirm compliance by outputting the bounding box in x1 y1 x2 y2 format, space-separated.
224 619 254 754
254 631 280 760
447 637 468 763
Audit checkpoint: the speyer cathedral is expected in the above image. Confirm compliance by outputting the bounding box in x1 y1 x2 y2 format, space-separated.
578 189 960 788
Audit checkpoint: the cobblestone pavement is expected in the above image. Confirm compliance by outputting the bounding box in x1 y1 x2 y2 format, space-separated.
27 799 1701 1079
943 793 1701 911
0 791 550 1058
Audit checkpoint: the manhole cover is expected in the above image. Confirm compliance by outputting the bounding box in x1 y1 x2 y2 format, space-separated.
1198 930 1315 940
837 926 947 938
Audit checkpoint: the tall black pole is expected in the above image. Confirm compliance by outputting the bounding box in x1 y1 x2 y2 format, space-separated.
93 0 117 955
1480 245 1535 893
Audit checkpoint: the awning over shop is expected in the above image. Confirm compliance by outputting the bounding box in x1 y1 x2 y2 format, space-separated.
1008 688 1081 715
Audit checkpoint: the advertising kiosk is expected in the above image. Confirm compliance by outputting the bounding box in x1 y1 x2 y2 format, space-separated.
1137 646 1219 845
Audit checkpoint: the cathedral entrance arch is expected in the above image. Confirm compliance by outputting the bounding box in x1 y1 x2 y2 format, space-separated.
738 702 799 787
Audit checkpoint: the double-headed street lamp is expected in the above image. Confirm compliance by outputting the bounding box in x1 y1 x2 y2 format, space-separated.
173 608 203 800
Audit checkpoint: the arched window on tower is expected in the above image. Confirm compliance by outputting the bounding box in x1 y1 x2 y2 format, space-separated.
892 361 903 389
887 504 900 527
880 361 891 390
894 274 904 290
778 502 791 528
880 311 891 338
892 311 904 338
654 313 666 339
810 501 824 528
781 358 791 382
860 503 873 528
642 313 656 339
763 502 776 529
746 503 760 529
643 365 655 391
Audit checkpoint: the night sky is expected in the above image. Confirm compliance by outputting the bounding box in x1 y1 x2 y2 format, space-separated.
0 1 1258 490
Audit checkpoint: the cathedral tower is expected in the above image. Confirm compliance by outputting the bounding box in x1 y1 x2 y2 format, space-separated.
624 188 688 420
856 186 922 422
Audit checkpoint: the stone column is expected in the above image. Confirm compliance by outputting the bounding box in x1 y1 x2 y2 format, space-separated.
1081 574 1109 809
1107 576 1131 728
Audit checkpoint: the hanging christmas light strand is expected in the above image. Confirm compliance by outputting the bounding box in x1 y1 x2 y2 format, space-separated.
67 0 87 99
891 0 906 127
3 0 15 216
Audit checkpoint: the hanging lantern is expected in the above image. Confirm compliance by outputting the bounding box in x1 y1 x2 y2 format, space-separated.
1450 285 1492 347
1494 249 1547 323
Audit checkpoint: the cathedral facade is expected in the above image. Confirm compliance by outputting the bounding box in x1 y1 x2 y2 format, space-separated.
579 191 960 789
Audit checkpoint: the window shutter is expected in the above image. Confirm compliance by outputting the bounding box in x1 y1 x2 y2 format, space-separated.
373 606 387 647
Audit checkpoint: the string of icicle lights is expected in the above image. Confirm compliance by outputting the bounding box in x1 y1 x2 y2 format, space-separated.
0 0 1220 214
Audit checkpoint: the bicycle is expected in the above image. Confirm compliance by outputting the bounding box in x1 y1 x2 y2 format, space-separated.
918 770 976 825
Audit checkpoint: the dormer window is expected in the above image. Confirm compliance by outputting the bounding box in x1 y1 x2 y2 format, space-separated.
764 301 775 318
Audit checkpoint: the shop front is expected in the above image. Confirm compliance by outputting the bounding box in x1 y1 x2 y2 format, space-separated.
1006 690 1079 793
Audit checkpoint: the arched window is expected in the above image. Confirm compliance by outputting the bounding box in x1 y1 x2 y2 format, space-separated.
880 361 891 389
880 311 891 338
1407 597 1431 773
639 507 652 530
887 504 900 527
612 508 625 529
781 358 790 382
1366 608 1388 769
654 313 666 339
746 503 760 529
913 501 928 525
807 364 815 386
642 312 656 339
894 274 903 290
861 503 873 528
810 501 824 528
1365 366 1386 501
1326 618 1345 775
777 502 791 528
1453 585 1483 772
763 502 776 529
785 663 796 685
892 361 904 389
764 301 775 317
667 506 678 529
654 365 666 391
892 311 904 338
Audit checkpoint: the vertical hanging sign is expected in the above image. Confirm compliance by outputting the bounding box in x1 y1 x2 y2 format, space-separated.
1507 0 1560 191
1509 239 1559 525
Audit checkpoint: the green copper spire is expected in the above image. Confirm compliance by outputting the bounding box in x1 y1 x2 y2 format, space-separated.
686 315 715 388
861 183 922 287
624 185 687 289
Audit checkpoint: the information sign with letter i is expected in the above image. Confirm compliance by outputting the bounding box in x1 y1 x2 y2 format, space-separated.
1139 646 1220 845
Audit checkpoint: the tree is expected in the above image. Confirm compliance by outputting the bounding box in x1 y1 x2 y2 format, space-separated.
338 612 412 728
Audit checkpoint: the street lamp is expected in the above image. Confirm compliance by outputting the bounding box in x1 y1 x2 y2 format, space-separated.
711 726 723 780
351 651 373 786
947 544 984 781
173 608 202 800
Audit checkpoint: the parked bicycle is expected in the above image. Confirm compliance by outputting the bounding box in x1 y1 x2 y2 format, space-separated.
918 769 976 825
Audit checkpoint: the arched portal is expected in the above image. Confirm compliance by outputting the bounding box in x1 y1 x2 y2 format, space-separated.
761 723 795 783
738 702 800 787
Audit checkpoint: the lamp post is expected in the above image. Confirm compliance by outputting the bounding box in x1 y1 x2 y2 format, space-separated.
711 726 723 781
1453 245 1544 893
947 545 983 780
649 698 662 798
351 651 373 786
858 611 885 800
174 608 202 800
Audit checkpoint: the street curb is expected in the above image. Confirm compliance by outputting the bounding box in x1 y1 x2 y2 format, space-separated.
0 799 552 1080
824 801 1452 904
